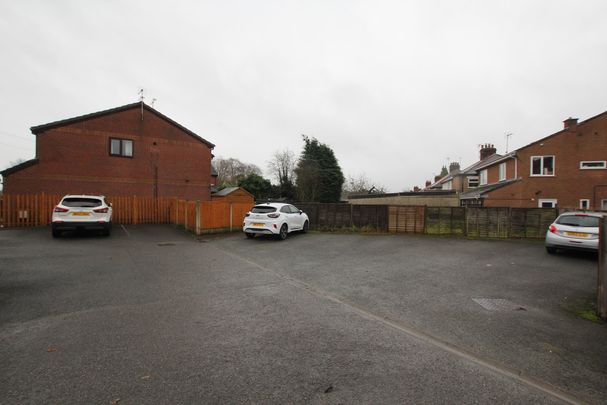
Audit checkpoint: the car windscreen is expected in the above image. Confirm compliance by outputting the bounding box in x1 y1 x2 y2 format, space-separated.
556 215 600 227
61 198 103 208
251 206 277 214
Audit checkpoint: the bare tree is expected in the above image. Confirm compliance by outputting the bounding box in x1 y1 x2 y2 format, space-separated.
267 149 296 186
343 173 386 196
214 157 261 186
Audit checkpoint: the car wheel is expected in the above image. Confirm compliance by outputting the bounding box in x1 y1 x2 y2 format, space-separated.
245 232 255 239
302 220 309 233
52 228 61 238
546 246 557 254
102 222 112 236
279 224 288 240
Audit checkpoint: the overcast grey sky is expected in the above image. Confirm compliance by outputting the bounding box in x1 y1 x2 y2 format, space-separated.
1 0 606 192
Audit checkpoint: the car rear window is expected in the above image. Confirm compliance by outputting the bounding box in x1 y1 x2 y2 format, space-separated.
251 206 277 214
61 198 103 208
556 215 600 227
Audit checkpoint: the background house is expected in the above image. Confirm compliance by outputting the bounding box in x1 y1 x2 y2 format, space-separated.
1 102 216 200
474 114 607 209
430 111 607 209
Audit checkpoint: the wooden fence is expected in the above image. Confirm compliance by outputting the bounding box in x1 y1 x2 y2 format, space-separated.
295 203 389 231
0 194 253 234
0 194 559 239
294 203 557 239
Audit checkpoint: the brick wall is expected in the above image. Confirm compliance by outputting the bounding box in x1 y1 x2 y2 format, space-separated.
3 106 214 200
483 113 607 209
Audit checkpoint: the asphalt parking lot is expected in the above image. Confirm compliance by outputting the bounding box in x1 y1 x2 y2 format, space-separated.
1 225 605 404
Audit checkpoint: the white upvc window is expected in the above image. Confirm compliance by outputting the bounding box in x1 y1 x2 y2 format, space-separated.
479 169 488 185
530 156 555 176
579 199 590 210
467 176 479 188
499 162 506 181
602 199 607 211
538 198 557 208
442 180 452 190
580 160 606 170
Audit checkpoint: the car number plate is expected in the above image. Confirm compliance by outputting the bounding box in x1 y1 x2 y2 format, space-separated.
72 212 90 216
564 231 588 237
252 223 264 227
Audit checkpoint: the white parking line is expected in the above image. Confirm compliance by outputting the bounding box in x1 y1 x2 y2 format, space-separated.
121 225 130 236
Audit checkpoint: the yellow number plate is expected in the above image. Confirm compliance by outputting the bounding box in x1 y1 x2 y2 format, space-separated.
72 212 90 216
564 231 588 237
252 223 264 227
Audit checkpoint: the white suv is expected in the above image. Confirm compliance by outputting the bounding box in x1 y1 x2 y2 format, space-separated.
243 202 309 240
51 195 113 238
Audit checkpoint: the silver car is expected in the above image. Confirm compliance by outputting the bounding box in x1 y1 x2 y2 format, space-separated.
545 212 603 254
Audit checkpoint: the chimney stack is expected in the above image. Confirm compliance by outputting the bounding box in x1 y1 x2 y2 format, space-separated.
479 143 497 160
434 175 441 183
564 117 578 132
449 162 460 173
425 180 431 188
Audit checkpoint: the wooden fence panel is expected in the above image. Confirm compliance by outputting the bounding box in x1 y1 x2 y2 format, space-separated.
291 203 319 228
388 206 425 233
425 207 465 235
231 202 254 230
466 207 510 238
353 205 388 231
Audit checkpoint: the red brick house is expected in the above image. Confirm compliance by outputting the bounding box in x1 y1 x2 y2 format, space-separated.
429 110 607 209
1 102 216 200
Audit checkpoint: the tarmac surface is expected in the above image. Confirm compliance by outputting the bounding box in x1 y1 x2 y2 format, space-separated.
0 225 605 404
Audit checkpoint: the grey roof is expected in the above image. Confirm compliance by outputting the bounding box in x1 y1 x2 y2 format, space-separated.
459 153 504 175
428 153 503 189
212 187 239 196
0 158 39 176
459 178 520 200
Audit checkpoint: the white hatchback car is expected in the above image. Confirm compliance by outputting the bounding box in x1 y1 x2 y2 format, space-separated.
545 211 603 254
51 195 113 238
243 202 309 240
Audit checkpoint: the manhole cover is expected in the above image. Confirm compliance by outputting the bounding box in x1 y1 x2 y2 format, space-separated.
472 298 526 311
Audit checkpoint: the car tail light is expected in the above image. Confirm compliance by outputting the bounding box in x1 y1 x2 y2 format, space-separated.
267 213 280 218
93 207 109 213
575 214 588 217
54 206 69 213
549 225 557 233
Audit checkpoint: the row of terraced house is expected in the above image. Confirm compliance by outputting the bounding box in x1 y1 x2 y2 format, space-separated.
426 113 607 210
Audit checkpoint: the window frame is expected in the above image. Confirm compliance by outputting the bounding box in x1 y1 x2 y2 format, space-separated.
538 198 557 208
498 162 506 181
467 176 479 188
579 160 606 170
579 199 590 210
479 169 488 185
109 138 134 158
530 155 555 177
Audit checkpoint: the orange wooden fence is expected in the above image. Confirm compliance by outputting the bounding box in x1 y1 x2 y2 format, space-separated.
0 194 253 234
